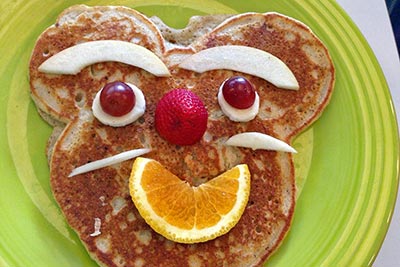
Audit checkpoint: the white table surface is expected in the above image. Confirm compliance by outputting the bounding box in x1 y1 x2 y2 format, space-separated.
336 0 400 266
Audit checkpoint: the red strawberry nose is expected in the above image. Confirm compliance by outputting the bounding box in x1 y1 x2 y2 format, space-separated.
155 89 208 146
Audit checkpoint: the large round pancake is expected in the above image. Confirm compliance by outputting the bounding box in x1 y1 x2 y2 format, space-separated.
29 5 334 267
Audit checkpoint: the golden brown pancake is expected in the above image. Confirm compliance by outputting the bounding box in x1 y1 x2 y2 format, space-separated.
29 5 334 267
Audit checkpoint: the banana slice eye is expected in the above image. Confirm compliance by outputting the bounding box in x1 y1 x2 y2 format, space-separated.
92 82 146 127
99 81 136 117
218 76 260 122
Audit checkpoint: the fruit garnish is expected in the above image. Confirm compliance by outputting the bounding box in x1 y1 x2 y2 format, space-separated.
222 76 256 109
225 132 297 153
155 89 208 145
179 45 299 90
218 81 260 122
129 157 251 244
92 82 146 127
100 81 135 117
68 148 151 177
38 40 171 77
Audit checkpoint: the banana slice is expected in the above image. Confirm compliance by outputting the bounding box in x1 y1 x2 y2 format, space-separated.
225 132 297 153
179 45 299 90
39 40 171 77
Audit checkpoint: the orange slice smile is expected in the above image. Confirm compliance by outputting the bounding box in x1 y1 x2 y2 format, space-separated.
129 157 251 244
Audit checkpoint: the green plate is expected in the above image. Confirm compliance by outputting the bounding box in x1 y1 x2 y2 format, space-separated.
0 0 398 266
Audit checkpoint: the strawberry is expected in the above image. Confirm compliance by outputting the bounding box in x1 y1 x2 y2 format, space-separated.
155 89 208 146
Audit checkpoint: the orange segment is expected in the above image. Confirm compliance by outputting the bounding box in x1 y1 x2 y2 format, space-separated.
129 157 251 244
193 187 223 229
199 186 236 215
140 160 183 191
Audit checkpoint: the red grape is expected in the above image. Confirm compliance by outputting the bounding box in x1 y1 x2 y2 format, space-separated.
100 81 135 117
222 76 256 109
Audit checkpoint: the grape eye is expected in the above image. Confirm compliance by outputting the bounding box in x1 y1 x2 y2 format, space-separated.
100 81 135 117
92 81 146 127
218 76 260 122
222 76 256 109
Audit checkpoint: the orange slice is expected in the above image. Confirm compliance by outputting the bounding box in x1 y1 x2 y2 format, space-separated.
129 157 251 244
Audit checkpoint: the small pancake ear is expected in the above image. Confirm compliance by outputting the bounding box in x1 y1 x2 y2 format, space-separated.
29 5 168 123
190 12 335 140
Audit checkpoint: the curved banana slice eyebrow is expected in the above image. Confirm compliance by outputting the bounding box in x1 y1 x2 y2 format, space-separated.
225 132 297 153
39 40 171 77
179 45 299 90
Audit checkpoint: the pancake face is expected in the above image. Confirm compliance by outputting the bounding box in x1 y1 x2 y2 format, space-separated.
29 5 334 267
